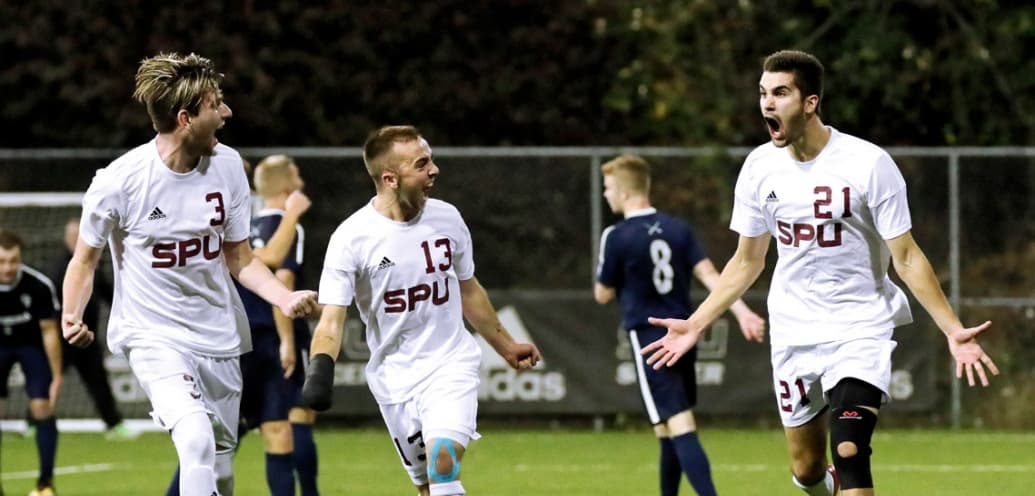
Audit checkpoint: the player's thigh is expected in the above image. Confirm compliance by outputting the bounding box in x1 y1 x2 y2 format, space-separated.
380 399 431 485
629 327 696 425
16 346 52 399
771 344 827 427
128 346 208 430
197 354 242 453
821 336 896 404
418 366 480 443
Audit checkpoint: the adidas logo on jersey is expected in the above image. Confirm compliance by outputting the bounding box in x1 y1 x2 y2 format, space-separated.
376 256 395 270
765 191 779 203
147 206 167 220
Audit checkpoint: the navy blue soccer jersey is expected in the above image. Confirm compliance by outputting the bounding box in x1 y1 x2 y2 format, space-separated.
236 209 305 330
0 266 60 347
597 209 706 331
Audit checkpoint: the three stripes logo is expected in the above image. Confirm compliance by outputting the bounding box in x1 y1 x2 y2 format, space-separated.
147 206 167 220
765 191 779 203
376 256 395 271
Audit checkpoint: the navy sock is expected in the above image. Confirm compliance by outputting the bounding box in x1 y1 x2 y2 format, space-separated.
292 422 319 495
266 453 295 496
35 416 58 486
166 466 180 496
659 437 682 496
671 431 716 496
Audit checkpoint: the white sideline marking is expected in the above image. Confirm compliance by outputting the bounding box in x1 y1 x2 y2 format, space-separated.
1 463 119 480
512 463 1035 473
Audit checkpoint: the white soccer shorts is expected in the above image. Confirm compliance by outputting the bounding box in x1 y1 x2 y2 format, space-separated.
379 363 481 486
770 335 897 427
128 345 242 453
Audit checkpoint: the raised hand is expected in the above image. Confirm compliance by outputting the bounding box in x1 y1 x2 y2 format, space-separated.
947 320 999 387
640 317 705 369
285 190 312 218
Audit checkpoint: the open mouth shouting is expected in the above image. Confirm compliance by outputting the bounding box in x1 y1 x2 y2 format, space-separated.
764 115 784 142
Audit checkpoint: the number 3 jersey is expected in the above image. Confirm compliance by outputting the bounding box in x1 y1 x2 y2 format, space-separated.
731 127 913 346
596 208 706 332
319 198 481 404
78 139 253 357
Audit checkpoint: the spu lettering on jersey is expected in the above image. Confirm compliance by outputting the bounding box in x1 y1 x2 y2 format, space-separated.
776 185 852 248
383 237 453 313
152 235 222 268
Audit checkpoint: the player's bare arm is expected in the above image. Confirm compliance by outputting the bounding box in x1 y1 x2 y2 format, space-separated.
273 268 298 378
40 317 64 407
224 238 317 318
302 304 348 411
643 233 771 368
61 238 103 348
886 231 999 386
593 282 616 305
253 190 312 268
459 276 541 369
692 258 767 343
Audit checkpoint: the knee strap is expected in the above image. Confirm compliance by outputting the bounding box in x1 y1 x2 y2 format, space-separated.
428 438 461 483
829 406 878 489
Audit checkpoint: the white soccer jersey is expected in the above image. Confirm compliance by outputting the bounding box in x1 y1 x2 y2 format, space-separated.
79 139 252 357
319 198 482 404
731 127 914 346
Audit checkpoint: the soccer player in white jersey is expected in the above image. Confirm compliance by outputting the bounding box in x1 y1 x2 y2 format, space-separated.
61 52 317 496
302 125 541 496
641 50 999 496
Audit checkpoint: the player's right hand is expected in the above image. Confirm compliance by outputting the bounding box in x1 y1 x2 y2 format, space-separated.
285 190 312 218
947 320 999 387
641 317 703 369
62 315 95 348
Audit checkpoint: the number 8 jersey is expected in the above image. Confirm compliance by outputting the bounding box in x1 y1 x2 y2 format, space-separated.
78 139 253 357
319 198 481 404
596 207 706 333
731 127 913 347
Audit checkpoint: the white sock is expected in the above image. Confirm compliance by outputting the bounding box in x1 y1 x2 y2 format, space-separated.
429 480 465 496
792 470 835 496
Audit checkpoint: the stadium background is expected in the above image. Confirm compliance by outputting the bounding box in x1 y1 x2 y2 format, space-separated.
1 1 1034 488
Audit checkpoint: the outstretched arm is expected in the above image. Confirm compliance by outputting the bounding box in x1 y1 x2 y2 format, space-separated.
224 238 317 318
301 304 348 411
460 276 540 369
692 258 766 343
643 233 771 368
886 231 999 386
62 239 104 348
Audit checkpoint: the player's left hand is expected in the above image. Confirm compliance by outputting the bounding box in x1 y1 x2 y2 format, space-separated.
61 315 94 348
503 342 541 370
642 317 704 369
280 290 318 318
947 320 999 387
737 311 767 343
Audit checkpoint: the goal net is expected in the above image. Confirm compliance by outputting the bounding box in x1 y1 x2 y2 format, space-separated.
0 192 153 432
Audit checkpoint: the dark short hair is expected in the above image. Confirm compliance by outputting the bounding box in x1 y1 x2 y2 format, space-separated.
0 229 25 250
763 50 824 104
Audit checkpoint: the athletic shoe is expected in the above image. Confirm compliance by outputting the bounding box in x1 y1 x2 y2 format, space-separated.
27 485 55 496
104 422 141 441
827 464 840 495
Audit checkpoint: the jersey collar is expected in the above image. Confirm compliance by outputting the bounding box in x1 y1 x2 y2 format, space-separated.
624 207 657 219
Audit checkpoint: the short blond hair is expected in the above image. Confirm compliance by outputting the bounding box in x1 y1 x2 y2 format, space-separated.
132 52 224 133
362 125 421 181
601 154 651 196
253 154 296 197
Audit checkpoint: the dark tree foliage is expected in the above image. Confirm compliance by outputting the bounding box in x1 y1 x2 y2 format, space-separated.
1 1 1032 147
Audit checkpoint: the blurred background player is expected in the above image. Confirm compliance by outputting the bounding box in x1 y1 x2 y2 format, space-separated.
594 154 766 496
62 52 318 496
642 49 999 496
237 154 319 495
302 125 542 496
0 229 62 496
30 218 139 441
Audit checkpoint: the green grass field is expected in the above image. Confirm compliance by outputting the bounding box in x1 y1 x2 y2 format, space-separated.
2 427 1034 495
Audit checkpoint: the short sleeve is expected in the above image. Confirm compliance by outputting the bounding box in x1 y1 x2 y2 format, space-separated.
596 225 621 287
31 277 60 320
223 157 252 243
868 153 912 239
729 162 768 237
79 168 123 248
318 229 357 306
452 213 475 281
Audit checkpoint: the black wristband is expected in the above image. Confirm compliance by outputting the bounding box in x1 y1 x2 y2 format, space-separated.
301 353 335 411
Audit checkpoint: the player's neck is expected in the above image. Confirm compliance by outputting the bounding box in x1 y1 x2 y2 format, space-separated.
155 134 200 173
788 118 830 162
264 194 287 210
622 197 652 216
373 193 420 222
